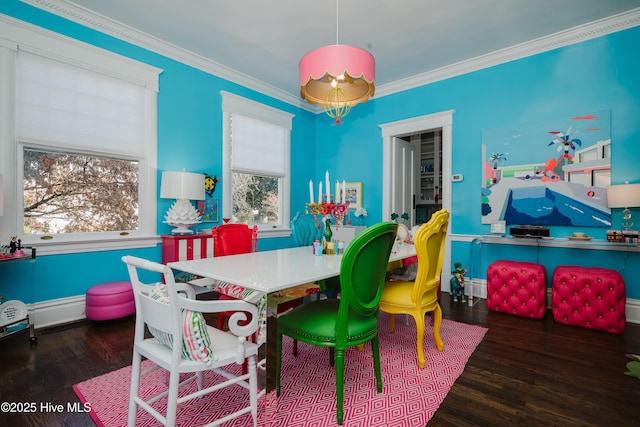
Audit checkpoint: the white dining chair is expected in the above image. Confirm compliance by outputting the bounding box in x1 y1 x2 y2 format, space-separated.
122 255 262 427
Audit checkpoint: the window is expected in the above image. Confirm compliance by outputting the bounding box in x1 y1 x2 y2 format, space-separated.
0 20 161 254
23 149 139 234
221 92 293 237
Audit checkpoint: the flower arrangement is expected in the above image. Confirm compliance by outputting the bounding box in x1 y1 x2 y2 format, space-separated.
355 207 368 218
354 207 367 226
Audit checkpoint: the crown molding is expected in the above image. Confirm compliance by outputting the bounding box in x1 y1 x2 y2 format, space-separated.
19 1 640 108
376 8 640 98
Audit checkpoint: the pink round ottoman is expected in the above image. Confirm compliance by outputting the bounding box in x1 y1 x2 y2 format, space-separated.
86 281 135 321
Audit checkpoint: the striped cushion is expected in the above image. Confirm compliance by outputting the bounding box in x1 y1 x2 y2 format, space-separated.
147 283 215 364
212 280 267 346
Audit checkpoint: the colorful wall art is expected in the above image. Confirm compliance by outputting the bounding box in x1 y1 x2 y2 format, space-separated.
481 111 611 227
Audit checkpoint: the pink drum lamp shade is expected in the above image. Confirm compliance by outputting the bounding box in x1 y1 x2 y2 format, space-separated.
298 0 375 124
299 44 375 107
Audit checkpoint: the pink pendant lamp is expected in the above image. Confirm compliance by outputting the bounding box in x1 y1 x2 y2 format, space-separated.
299 1 375 124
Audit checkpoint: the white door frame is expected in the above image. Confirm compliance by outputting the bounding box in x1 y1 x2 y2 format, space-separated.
380 110 454 286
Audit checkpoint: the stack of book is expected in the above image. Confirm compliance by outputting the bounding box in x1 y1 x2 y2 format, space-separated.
607 229 639 243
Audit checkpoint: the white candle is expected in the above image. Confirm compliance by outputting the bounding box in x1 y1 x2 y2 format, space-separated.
309 180 314 204
342 180 346 204
325 171 330 202
319 182 322 203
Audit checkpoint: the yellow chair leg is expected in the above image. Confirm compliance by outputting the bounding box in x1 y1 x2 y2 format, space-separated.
414 312 426 369
389 314 395 333
356 344 364 352
432 304 444 351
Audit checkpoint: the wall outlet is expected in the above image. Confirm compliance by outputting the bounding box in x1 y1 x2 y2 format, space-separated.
452 174 463 182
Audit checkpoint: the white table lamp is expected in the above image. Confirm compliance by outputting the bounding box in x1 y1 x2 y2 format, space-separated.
160 171 205 234
607 182 640 231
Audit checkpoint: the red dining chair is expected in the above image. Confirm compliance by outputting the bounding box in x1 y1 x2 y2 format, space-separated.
213 223 258 257
212 224 258 330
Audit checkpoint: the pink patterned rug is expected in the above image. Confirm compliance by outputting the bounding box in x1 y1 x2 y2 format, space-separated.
74 314 487 426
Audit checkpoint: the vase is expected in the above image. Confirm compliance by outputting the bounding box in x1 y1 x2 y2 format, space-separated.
324 218 333 242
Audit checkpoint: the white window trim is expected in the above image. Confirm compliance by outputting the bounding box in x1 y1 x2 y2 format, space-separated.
221 91 293 238
0 16 162 255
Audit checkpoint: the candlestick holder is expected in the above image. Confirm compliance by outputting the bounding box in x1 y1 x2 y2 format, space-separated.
305 201 349 228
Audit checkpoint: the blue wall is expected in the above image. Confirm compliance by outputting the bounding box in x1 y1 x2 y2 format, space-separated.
314 26 640 299
1 1 638 304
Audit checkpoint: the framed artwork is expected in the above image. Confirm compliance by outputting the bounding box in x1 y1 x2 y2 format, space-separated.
336 181 362 209
198 199 219 223
481 110 611 227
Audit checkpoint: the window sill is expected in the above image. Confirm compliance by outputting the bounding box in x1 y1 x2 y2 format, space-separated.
23 227 291 256
22 235 160 256
257 227 292 239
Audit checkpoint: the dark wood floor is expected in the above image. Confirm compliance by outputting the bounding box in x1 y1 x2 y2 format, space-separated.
1 293 639 426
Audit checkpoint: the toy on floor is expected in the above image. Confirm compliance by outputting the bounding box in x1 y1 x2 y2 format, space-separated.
625 354 640 379
450 262 467 303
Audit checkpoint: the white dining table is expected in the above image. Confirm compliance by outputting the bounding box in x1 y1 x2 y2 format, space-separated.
167 242 417 295
167 241 417 391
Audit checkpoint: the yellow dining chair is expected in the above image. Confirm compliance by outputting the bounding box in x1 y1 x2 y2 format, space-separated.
379 209 449 368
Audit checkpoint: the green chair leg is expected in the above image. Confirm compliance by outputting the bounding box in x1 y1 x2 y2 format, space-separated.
335 348 345 425
372 336 382 392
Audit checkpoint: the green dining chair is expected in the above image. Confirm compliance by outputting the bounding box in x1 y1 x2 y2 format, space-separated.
276 221 398 425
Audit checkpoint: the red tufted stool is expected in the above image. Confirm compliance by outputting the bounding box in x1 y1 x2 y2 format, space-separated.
552 266 626 334
86 281 135 321
486 260 547 319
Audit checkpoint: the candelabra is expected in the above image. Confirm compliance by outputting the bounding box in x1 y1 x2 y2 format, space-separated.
305 201 350 227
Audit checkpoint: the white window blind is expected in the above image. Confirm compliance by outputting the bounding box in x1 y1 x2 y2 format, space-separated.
231 113 286 176
17 51 145 156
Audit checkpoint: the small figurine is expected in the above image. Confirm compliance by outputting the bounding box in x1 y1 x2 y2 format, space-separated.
450 262 467 303
9 237 25 257
9 236 18 254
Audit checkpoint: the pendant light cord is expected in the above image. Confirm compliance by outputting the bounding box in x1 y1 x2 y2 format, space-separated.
336 0 339 45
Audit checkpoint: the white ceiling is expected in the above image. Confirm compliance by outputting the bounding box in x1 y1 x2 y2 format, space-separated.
39 0 640 102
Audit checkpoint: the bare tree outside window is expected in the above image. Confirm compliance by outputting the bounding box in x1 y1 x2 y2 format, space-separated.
23 149 139 235
232 172 279 225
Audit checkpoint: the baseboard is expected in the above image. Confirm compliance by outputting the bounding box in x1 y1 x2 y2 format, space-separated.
463 279 640 324
623 298 640 325
29 295 87 329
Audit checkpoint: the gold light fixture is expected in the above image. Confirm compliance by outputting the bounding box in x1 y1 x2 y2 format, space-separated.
299 0 375 124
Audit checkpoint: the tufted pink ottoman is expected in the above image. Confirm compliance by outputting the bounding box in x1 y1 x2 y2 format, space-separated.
86 281 135 321
552 266 626 334
486 260 547 319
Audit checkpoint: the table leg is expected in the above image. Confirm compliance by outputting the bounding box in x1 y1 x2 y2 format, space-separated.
265 312 277 392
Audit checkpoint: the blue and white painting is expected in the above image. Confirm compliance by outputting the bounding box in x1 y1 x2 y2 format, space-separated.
481 111 611 227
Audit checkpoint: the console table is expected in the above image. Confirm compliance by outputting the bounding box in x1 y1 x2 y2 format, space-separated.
468 236 639 307
0 247 37 344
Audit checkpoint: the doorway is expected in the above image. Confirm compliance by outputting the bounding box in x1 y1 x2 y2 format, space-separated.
380 110 454 280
